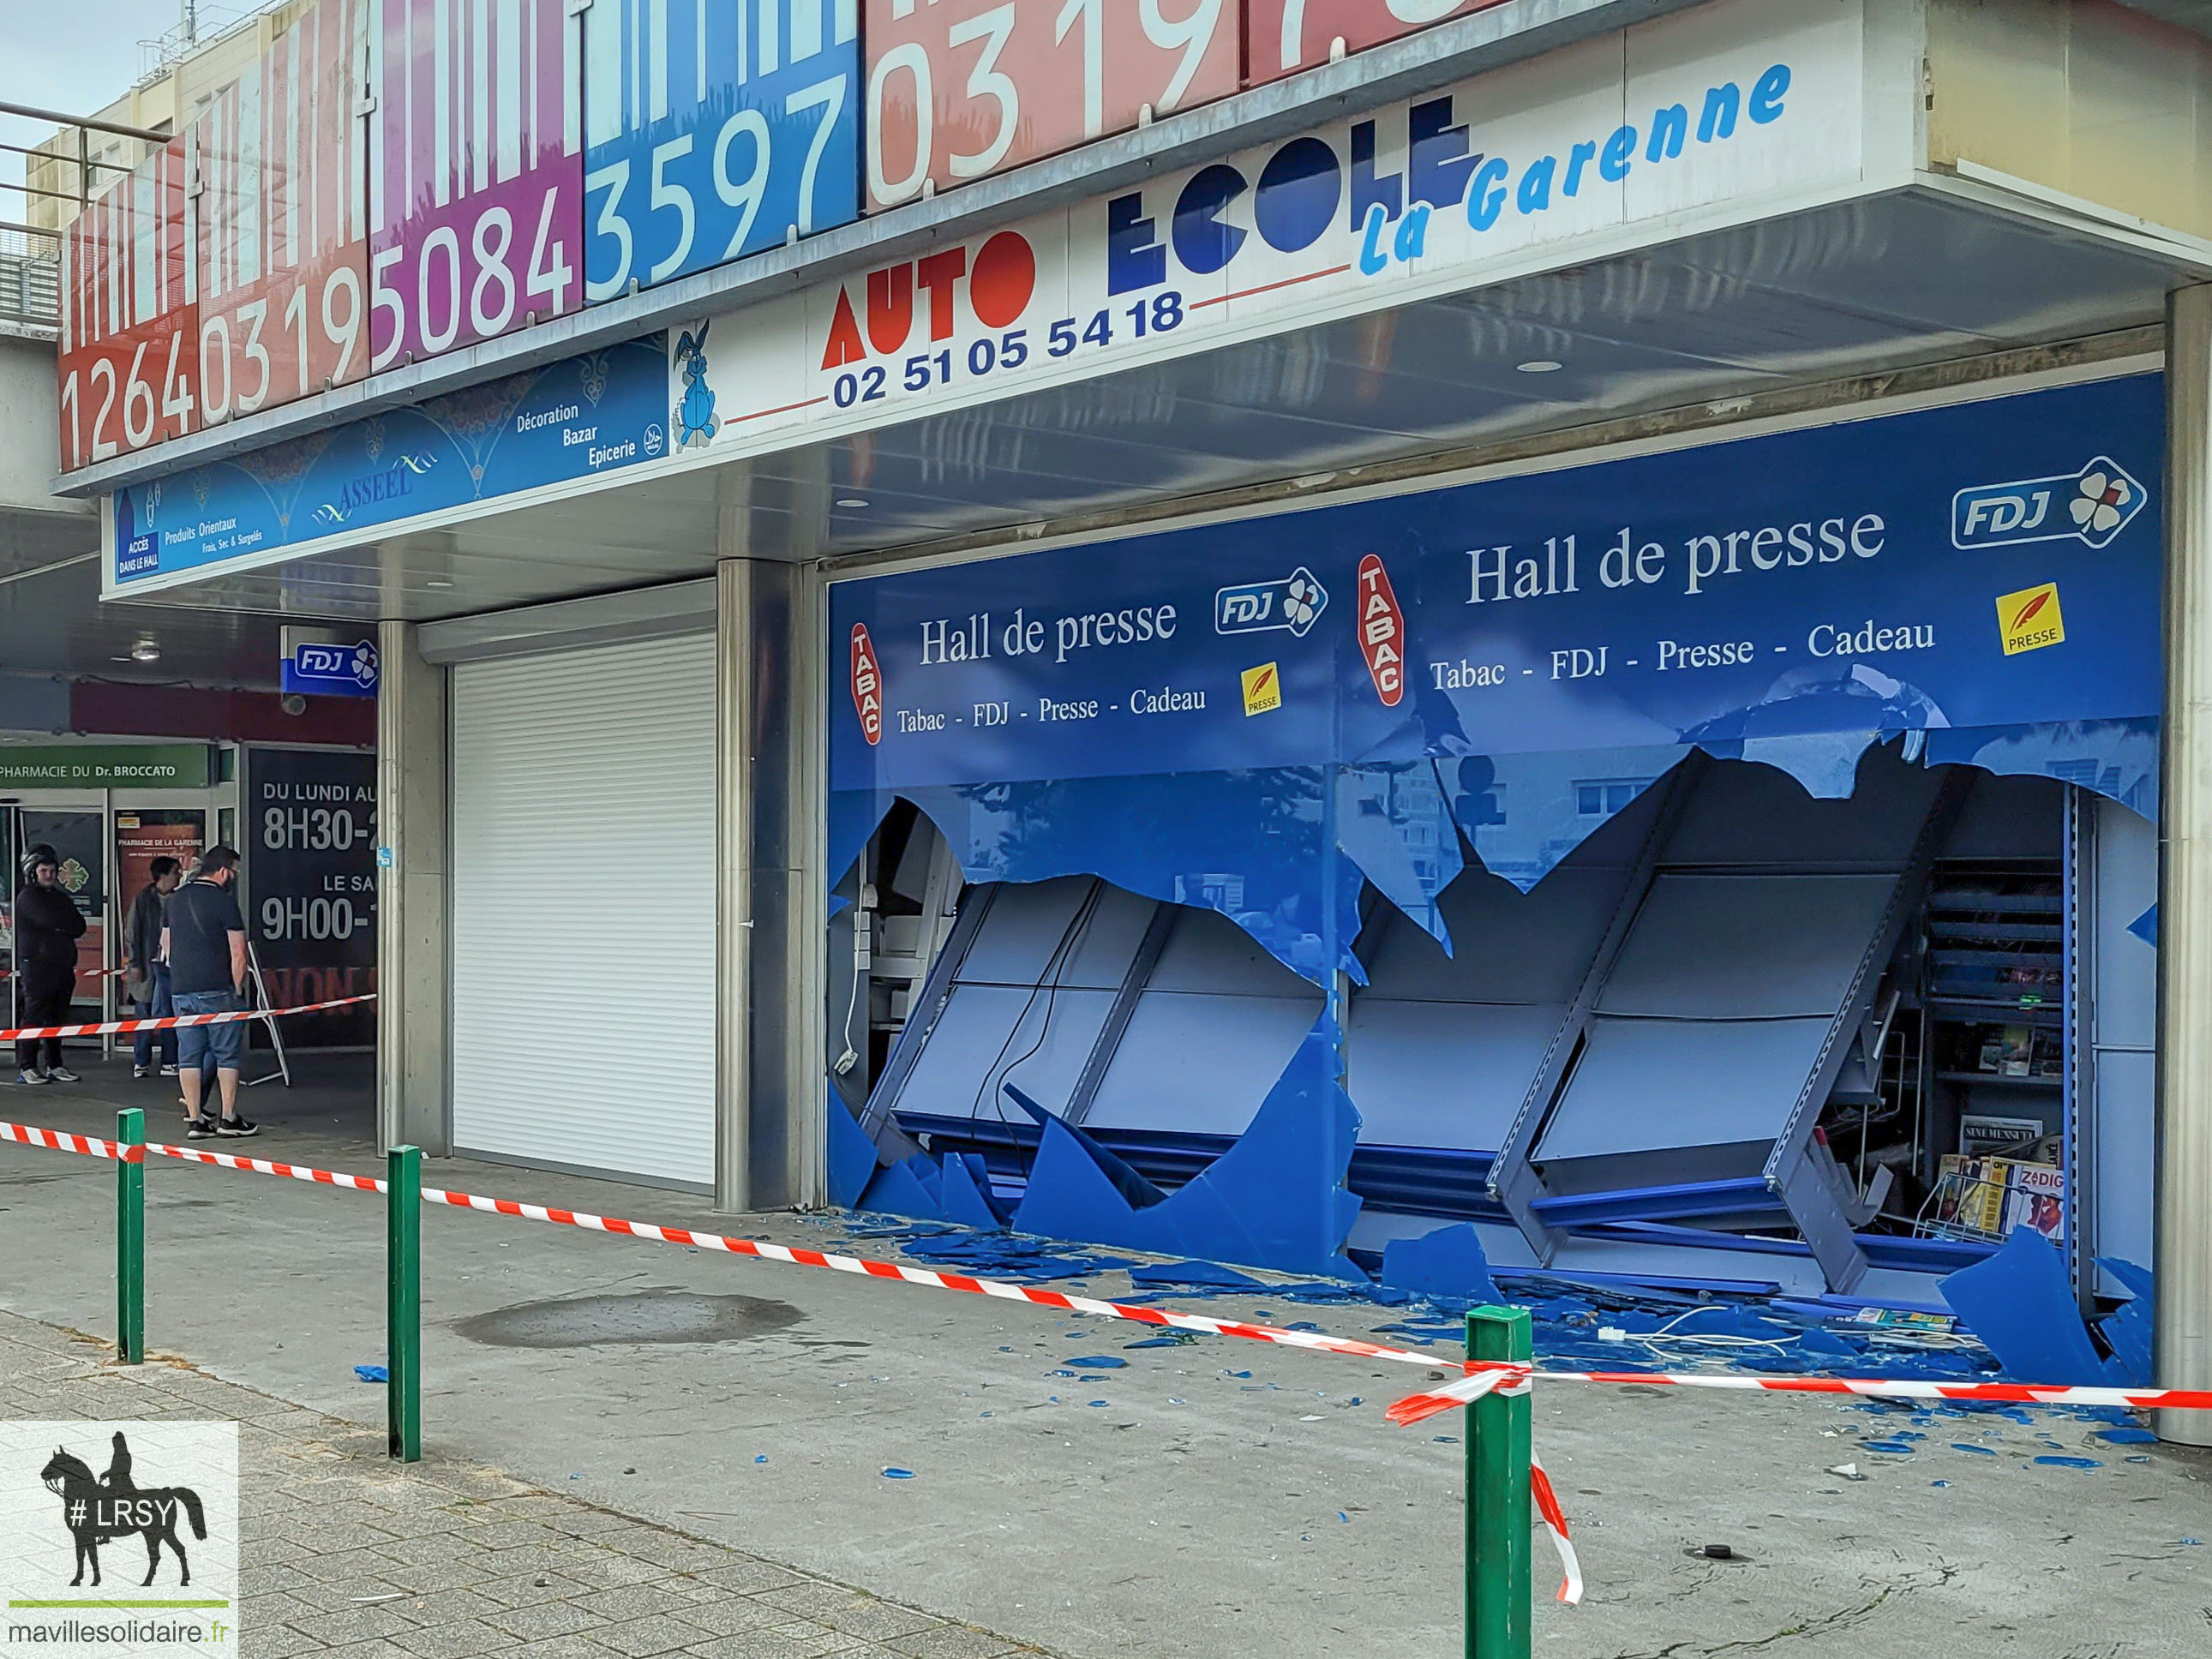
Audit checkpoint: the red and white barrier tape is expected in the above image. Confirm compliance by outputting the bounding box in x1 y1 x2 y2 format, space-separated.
147 1140 385 1191
20 1119 2212 1608
0 993 375 1042
0 966 133 981
1382 1359 2212 1425
0 1118 135 1160
1529 1452 1581 1605
124 1139 1589 1599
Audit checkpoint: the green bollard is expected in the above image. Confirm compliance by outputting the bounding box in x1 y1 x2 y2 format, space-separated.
116 1109 144 1365
387 1144 422 1462
1466 1304 1532 1659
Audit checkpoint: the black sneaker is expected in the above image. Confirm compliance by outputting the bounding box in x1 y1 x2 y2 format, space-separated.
159 1063 178 1077
185 1117 219 1139
215 1117 259 1138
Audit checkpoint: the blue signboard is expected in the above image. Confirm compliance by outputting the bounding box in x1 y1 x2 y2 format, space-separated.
830 376 2166 794
282 638 380 699
581 0 860 302
112 337 668 583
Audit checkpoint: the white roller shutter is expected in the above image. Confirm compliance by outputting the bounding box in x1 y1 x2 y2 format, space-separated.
450 632 716 1185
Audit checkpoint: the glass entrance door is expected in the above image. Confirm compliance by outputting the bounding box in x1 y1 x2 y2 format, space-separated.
3 800 110 1033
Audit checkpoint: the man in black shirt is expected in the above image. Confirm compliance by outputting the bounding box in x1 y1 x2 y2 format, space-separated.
12 843 86 1086
161 846 257 1138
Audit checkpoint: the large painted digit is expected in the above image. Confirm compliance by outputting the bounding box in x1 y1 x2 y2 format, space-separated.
419 227 462 354
867 42 933 207
584 160 634 302
1139 0 1223 111
648 135 698 283
714 108 771 259
1055 0 1105 139
788 76 848 237
948 6 1018 180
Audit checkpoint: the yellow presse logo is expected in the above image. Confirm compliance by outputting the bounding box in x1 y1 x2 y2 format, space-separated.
1997 583 2065 656
1241 662 1282 716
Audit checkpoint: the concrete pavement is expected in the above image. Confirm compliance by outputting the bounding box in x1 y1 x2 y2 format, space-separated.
1 1053 2208 1657
0 1303 1053 1659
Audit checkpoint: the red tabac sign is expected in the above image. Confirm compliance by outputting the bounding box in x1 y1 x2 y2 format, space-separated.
1355 554 1405 707
850 623 884 745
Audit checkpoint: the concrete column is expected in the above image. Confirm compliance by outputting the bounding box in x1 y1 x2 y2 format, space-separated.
2159 284 2212 1444
716 556 828 1213
375 620 451 1156
715 560 756 1211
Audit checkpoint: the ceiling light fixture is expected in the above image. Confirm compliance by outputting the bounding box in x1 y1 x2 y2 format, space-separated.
836 497 870 509
426 578 454 589
1515 359 1564 374
129 640 161 662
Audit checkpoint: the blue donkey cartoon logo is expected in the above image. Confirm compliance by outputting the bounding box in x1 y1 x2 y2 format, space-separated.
674 325 719 450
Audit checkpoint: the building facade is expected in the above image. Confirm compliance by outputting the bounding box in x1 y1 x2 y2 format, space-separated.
40 0 2212 1437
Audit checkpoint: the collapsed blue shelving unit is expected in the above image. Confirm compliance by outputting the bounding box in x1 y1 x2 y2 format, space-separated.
1487 752 1967 1291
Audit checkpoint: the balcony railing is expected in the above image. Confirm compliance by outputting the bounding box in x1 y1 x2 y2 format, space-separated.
0 231 59 328
0 99 170 332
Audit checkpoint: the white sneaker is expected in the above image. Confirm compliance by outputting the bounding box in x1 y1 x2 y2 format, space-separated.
45 1066 79 1083
17 1069 48 1087
133 1064 154 1079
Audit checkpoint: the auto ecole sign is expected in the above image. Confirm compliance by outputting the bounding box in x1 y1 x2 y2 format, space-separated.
669 0 1862 466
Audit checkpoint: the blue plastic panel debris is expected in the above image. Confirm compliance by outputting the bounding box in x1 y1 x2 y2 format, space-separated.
1380 1224 1501 1304
1004 1083 1166 1211
2095 1257 2155 1386
940 1154 1006 1233
1130 1261 1268 1291
1939 1230 2106 1384
858 1154 950 1224
827 1092 880 1210
1011 1014 1364 1279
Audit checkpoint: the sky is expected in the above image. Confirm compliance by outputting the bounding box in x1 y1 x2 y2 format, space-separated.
0 2 269 226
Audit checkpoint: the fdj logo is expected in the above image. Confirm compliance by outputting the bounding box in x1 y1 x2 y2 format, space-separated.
1953 457 2145 552
295 642 380 689
1215 568 1328 637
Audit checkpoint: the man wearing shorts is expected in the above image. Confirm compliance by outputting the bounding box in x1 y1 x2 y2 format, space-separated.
161 846 257 1139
